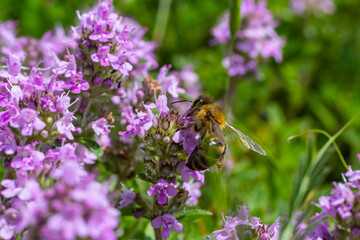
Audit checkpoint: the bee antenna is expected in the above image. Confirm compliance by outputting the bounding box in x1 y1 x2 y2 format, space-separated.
171 99 192 105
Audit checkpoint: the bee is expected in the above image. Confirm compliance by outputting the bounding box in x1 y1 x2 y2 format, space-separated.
174 95 266 172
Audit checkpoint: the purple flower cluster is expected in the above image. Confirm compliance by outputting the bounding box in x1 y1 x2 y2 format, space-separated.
0 144 118 240
294 164 360 239
210 0 285 77
209 204 282 240
291 0 336 16
0 0 204 239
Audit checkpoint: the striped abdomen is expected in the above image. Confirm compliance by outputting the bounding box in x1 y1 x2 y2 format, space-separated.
186 134 226 171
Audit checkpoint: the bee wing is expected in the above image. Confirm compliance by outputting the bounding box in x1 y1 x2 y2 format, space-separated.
224 122 266 156
208 115 226 146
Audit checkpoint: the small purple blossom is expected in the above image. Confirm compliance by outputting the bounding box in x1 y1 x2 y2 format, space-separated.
178 162 205 183
173 129 198 157
156 65 185 98
11 144 45 172
10 108 46 136
0 126 17 155
56 113 76 140
147 179 177 205
182 181 203 206
90 118 113 136
151 213 183 239
91 43 117 67
119 188 136 208
211 203 282 240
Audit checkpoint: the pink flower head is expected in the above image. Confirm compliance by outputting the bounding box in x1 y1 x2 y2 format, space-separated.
151 214 183 239
147 179 177 205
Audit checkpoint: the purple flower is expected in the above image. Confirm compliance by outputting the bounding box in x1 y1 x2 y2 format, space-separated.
119 188 136 208
11 144 45 172
291 0 336 16
178 162 205 183
0 126 17 155
173 129 198 157
44 202 88 239
151 214 183 239
182 182 202 206
0 216 15 240
75 144 97 164
1 179 22 199
10 108 46 136
211 203 282 240
210 0 285 77
56 113 76 140
147 179 177 205
90 118 113 136
119 108 157 138
156 65 185 98
18 179 43 201
344 164 360 184
51 160 87 186
213 213 243 240
91 43 117 67
7 53 24 76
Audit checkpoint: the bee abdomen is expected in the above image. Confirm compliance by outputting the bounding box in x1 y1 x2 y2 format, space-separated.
186 146 210 171
186 140 226 171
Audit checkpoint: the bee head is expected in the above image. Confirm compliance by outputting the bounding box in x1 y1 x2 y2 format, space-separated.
187 95 213 116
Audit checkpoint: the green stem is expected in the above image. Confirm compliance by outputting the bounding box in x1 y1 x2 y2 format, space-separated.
152 0 172 45
154 227 162 240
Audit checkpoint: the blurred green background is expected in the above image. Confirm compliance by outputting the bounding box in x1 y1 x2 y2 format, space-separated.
2 0 360 238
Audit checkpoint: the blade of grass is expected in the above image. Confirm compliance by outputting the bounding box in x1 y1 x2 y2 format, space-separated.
281 111 360 239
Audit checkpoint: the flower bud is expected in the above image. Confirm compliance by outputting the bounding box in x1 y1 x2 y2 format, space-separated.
136 89 144 99
93 77 102 85
41 130 48 138
134 210 143 218
45 117 54 124
103 80 113 88
154 133 161 141
164 136 170 143
161 121 169 130
5 208 21 224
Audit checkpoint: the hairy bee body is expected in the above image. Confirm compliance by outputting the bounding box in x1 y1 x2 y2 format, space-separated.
186 130 226 171
185 96 227 171
184 95 266 172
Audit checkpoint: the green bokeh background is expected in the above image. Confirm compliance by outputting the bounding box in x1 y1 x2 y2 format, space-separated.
1 0 360 238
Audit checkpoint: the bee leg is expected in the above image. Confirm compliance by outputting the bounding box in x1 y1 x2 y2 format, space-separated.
216 156 225 175
179 122 195 131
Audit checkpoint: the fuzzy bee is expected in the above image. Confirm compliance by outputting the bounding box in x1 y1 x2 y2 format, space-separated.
174 95 266 171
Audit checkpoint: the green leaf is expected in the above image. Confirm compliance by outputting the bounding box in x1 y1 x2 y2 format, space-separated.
173 208 212 222
79 139 103 158
145 222 155 240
